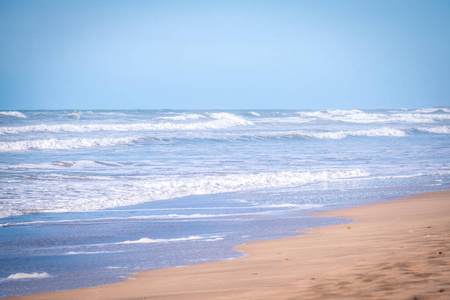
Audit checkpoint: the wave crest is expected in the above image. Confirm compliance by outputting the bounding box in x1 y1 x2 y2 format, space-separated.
0 137 137 152
0 170 367 218
0 111 27 118
292 127 407 139
4 272 51 281
0 113 252 135
155 113 205 121
116 236 224 245
416 126 450 134
295 110 450 123
132 170 368 203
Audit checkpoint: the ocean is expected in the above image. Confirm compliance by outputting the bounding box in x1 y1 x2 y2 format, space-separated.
0 108 449 297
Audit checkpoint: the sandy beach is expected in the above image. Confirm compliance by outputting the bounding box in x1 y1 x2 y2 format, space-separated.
6 191 449 300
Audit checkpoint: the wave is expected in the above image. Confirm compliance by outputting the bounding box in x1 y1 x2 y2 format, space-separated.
154 113 205 121
97 112 129 116
0 111 27 118
0 207 318 227
105 205 318 212
1 272 51 282
232 127 407 140
2 160 123 170
414 108 450 113
291 127 407 139
116 235 223 245
65 250 123 255
63 112 82 119
131 170 369 204
0 208 23 219
0 170 365 218
0 112 252 135
415 126 450 134
0 137 137 152
28 236 225 252
248 111 261 117
0 127 408 152
257 116 312 125
295 109 450 123
0 213 255 227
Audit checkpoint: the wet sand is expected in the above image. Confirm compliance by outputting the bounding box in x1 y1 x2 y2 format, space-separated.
6 191 450 300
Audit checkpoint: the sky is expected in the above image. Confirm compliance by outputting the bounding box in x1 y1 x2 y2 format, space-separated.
0 0 449 110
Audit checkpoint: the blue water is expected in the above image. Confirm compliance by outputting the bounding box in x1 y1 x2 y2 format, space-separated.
0 109 449 297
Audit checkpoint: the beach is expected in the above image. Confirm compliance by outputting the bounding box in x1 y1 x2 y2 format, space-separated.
1 109 449 298
6 191 449 300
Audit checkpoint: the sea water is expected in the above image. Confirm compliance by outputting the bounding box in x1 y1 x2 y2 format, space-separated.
0 109 449 297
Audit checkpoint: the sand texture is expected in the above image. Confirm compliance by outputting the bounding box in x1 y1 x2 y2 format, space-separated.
6 191 450 300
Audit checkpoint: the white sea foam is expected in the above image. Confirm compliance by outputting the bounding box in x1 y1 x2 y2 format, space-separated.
4 272 51 281
0 170 365 218
292 127 407 139
63 112 82 119
0 208 23 219
1 160 122 171
262 204 322 208
0 205 323 227
0 204 325 227
117 235 222 245
0 137 137 152
155 113 205 121
258 116 312 124
0 128 407 149
248 111 261 117
295 110 450 123
131 170 369 205
96 111 131 116
414 108 450 113
0 113 252 135
416 126 450 134
61 236 225 249
255 127 406 140
414 108 440 113
65 251 123 255
0 111 27 118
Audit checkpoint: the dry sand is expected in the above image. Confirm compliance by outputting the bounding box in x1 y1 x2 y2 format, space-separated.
6 191 450 300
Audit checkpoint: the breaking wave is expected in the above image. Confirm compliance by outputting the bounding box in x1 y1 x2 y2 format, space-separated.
291 127 407 139
227 127 407 140
116 236 223 244
0 170 366 218
0 112 252 135
0 204 324 227
0 207 323 227
0 208 23 219
63 112 82 119
0 127 408 152
0 111 27 118
416 126 450 134
295 109 450 123
414 108 450 113
248 111 261 117
65 251 123 255
131 170 369 205
2 273 51 281
154 113 205 121
0 137 137 152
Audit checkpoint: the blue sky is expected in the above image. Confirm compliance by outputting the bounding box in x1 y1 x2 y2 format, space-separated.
0 0 449 110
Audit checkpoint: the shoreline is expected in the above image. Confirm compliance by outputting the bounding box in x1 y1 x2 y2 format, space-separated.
6 191 450 299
